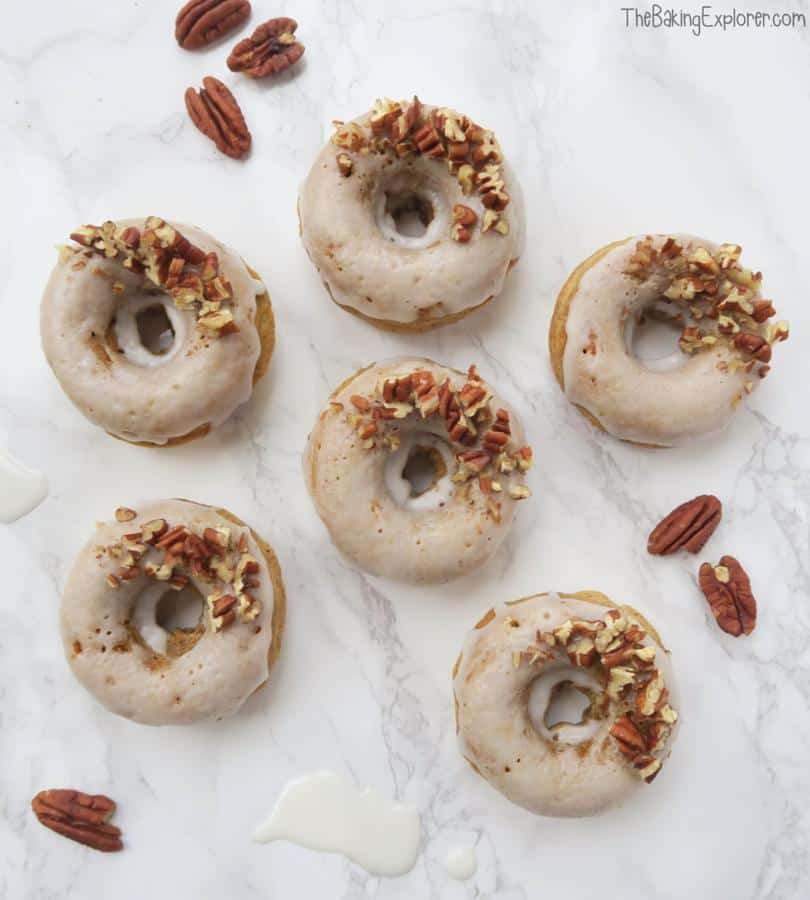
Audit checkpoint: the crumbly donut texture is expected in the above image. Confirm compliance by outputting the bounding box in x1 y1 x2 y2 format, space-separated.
61 499 285 726
549 234 788 446
305 358 533 584
453 592 678 818
41 218 273 446
299 98 525 330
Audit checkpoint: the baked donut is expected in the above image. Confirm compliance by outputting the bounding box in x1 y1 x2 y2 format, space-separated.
61 499 285 725
549 235 789 446
41 217 275 446
453 591 678 817
298 97 524 332
305 358 533 583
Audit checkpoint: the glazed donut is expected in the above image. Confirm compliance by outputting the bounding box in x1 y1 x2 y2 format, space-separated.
305 358 533 583
298 97 524 332
41 217 275 446
549 234 789 446
61 499 285 725
453 592 678 817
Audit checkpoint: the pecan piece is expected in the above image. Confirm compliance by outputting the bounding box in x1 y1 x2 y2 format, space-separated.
698 555 757 636
609 715 646 758
185 76 251 159
752 299 776 323
647 494 722 555
451 204 477 243
32 789 123 852
175 0 251 50
227 17 304 78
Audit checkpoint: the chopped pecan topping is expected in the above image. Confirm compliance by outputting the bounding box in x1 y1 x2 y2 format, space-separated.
227 16 304 78
185 75 251 160
610 715 646 756
647 494 722 555
330 97 511 240
698 555 757 636
103 508 260 637
175 0 251 50
32 789 122 852
624 236 785 380
734 332 772 362
346 365 532 504
539 607 678 784
451 204 477 242
67 218 237 337
336 152 353 176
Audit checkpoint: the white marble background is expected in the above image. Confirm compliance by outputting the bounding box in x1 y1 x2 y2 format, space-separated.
2 0 809 897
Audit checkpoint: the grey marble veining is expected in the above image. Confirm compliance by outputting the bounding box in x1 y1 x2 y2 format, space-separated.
1 0 809 897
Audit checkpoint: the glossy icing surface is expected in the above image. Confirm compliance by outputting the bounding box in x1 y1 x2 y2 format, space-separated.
60 500 277 725
299 104 524 326
561 235 768 446
453 593 677 817
40 220 262 444
0 449 48 524
305 358 530 583
254 770 421 877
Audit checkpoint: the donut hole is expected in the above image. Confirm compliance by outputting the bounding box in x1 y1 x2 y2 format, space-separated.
374 171 446 249
541 681 591 730
527 669 603 745
136 304 176 356
384 191 434 237
156 584 203 632
402 444 447 497
147 584 206 658
624 304 690 372
112 294 186 368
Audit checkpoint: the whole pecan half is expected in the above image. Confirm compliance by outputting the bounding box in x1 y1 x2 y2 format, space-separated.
32 789 123 852
227 17 304 78
185 76 251 159
648 494 722 555
175 0 251 50
698 555 757 636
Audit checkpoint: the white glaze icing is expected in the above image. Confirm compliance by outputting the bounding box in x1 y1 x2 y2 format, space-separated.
60 499 279 726
253 771 421 877
561 234 760 446
298 104 524 326
453 593 678 818
0 449 48 523
305 358 530 584
444 846 477 881
40 220 263 445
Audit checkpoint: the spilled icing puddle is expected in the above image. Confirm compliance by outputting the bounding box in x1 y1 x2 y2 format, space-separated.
445 845 477 880
0 449 48 523
253 771 421 877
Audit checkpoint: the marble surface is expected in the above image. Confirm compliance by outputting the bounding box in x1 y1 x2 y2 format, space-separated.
1 1 809 897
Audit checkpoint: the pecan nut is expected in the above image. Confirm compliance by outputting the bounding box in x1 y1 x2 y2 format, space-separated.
647 494 722 555
185 76 251 159
698 555 757 636
609 714 646 757
227 17 304 78
32 789 123 852
175 0 251 50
